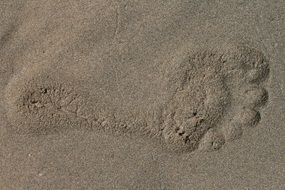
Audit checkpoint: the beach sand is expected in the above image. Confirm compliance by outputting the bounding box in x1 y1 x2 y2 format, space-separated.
0 0 284 189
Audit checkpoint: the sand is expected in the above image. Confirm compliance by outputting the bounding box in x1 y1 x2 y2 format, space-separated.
0 0 284 189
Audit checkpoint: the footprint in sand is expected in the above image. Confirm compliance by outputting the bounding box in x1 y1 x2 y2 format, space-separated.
4 42 269 153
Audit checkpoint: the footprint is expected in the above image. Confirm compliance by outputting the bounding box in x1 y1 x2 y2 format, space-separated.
160 43 269 152
4 43 269 153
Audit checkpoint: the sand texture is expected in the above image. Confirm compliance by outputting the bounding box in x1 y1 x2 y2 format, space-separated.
0 0 284 189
